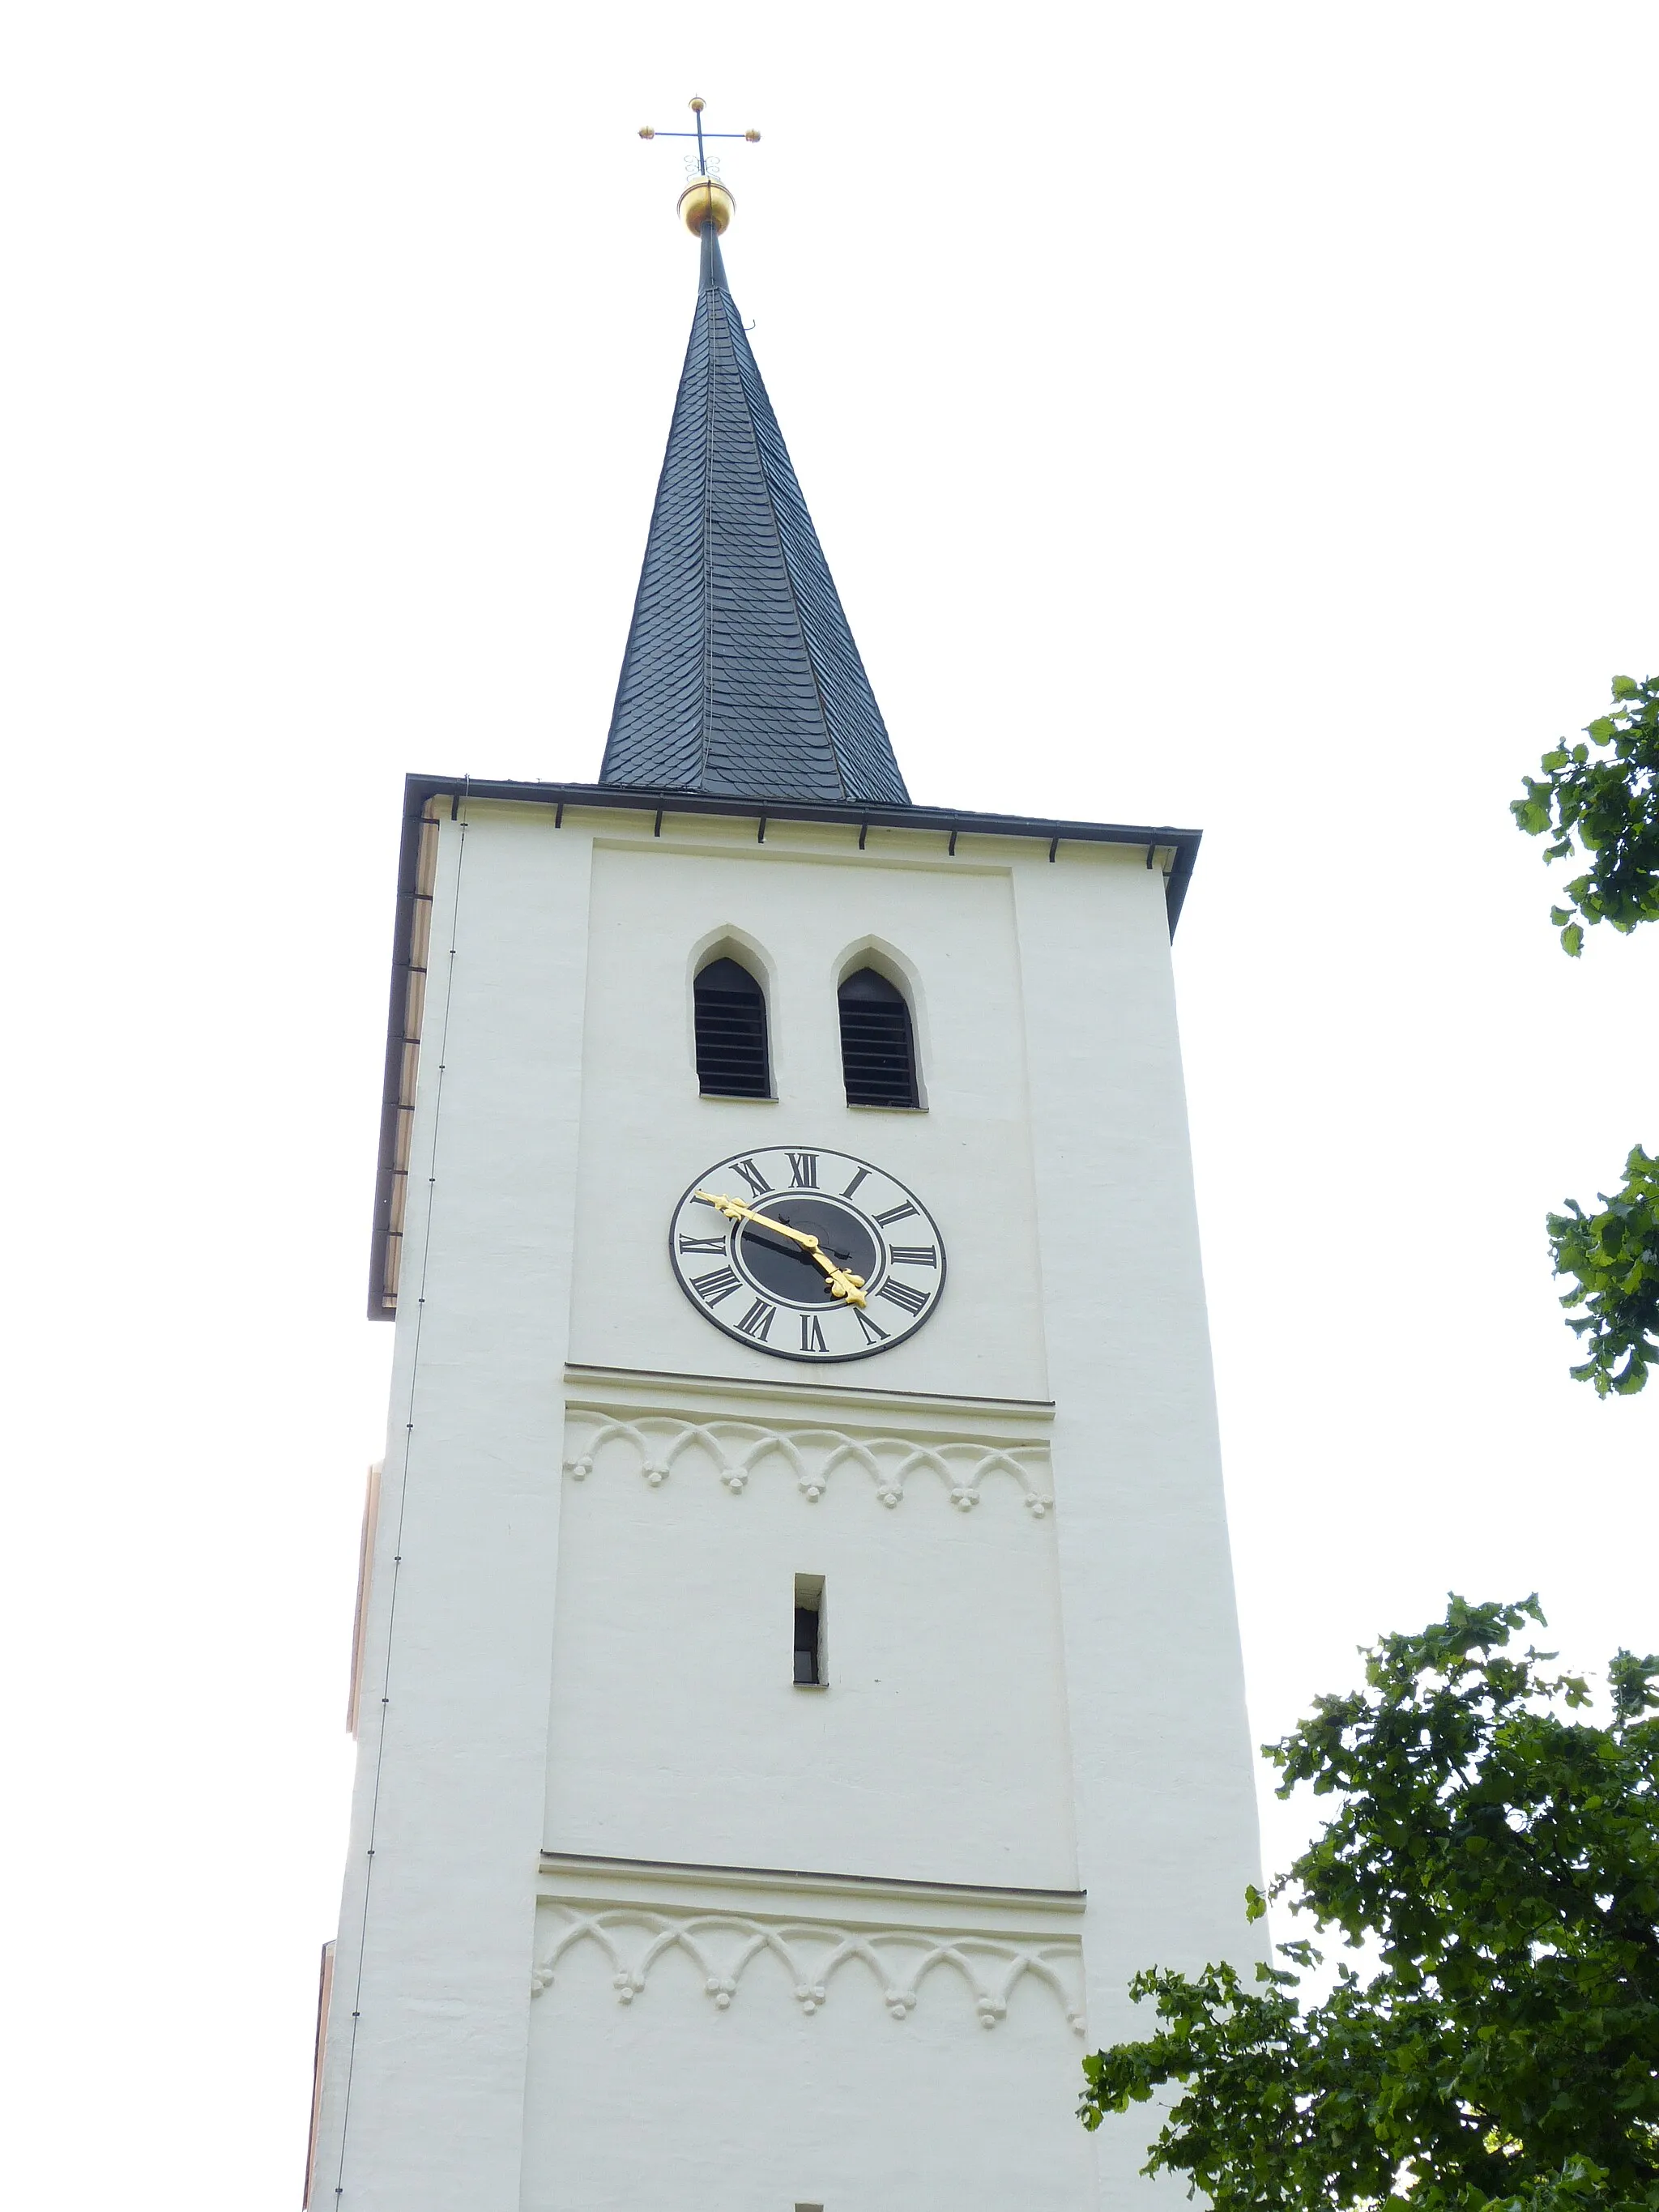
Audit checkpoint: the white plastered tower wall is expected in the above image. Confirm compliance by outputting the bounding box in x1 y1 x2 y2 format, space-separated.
309 795 1261 2212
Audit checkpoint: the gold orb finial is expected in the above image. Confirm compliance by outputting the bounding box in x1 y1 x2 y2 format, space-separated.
638 99 758 234
678 175 736 235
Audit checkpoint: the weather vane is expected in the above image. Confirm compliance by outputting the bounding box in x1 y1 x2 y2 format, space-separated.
638 94 760 178
638 96 761 237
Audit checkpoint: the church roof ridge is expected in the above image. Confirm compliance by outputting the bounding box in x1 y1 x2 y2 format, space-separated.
598 213 909 805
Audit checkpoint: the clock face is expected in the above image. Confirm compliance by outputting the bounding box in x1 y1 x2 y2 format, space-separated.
668 1145 946 1362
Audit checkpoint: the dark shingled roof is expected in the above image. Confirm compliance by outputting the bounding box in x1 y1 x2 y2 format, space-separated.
599 224 909 805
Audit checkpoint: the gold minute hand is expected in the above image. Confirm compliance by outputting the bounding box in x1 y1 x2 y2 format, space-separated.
694 1189 824 1253
693 1189 868 1308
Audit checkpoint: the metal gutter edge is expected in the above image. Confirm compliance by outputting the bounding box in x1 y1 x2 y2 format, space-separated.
366 774 1204 1319
366 786 441 1319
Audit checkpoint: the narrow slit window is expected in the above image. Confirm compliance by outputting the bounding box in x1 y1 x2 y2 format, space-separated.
838 968 917 1108
694 956 770 1098
793 1575 824 1686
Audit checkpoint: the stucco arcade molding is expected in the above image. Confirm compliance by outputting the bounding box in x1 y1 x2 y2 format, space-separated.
561 1377 1056 1515
533 1856 1085 2035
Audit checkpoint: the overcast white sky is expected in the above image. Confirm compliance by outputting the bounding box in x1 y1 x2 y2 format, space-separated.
4 4 1657 2203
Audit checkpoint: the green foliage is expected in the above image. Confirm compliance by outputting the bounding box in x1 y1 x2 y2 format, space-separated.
1512 675 1657 1392
1512 676 1659 956
1547 1149 1659 1398
1079 1596 1659 2211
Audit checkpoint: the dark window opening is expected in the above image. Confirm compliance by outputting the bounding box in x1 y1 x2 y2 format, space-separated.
793 1575 824 1686
838 968 918 1108
694 957 770 1098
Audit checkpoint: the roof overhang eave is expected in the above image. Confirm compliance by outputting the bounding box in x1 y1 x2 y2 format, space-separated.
399 772 1201 917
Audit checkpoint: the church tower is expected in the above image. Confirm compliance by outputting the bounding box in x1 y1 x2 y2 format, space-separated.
306 128 1260 2212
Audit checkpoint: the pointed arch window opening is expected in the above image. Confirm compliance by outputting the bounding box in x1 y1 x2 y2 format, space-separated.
694 956 773 1099
838 968 919 1110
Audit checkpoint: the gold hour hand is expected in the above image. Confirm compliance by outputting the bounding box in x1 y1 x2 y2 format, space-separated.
693 1189 868 1308
806 1247 868 1307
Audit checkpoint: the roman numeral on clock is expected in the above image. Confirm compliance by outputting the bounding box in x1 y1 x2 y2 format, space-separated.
887 1245 937 1268
691 1266 741 1307
800 1314 828 1354
736 1298 777 1341
876 1277 928 1317
853 1306 889 1345
677 1234 726 1254
840 1166 870 1200
873 1200 918 1227
787 1153 818 1188
733 1157 771 1197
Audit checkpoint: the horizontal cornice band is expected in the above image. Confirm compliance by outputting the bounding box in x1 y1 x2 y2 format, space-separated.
539 1849 1085 1917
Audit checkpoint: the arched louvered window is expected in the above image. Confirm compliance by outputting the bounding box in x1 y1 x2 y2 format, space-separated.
694 957 771 1098
838 968 918 1109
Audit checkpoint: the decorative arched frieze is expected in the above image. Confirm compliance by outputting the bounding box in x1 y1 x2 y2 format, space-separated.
562 1410 1054 1516
531 1900 1085 2035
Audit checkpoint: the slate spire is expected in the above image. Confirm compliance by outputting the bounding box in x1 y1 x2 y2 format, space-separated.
599 218 909 804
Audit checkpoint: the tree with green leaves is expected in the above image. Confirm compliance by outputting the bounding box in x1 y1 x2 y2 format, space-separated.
1544 1150 1659 1400
1513 675 1659 1395
1078 1596 1659 2210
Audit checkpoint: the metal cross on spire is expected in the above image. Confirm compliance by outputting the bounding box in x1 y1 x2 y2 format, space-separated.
638 95 760 177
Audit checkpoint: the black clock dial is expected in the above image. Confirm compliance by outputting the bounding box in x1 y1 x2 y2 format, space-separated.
735 1196 881 1306
667 1146 945 1362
